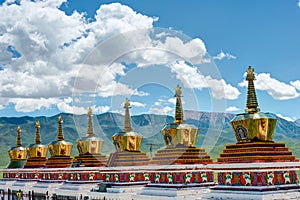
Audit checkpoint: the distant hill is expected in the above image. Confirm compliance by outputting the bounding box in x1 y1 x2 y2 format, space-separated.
0 111 299 167
294 119 300 127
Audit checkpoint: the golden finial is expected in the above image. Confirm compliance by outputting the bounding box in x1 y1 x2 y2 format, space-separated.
88 107 93 117
174 85 184 124
123 98 133 132
124 98 131 109
245 66 260 114
87 107 95 137
175 85 182 97
16 125 22 147
246 66 255 80
57 115 64 141
35 121 41 144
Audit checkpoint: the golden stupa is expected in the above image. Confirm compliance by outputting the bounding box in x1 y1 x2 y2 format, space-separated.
7 126 27 168
107 98 149 167
218 66 296 163
230 66 276 142
151 85 212 165
24 121 48 168
161 85 198 147
45 115 73 168
73 108 107 167
112 98 143 152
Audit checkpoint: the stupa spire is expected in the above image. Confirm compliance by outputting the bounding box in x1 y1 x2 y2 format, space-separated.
123 98 133 132
87 107 95 137
245 66 260 114
16 125 22 147
174 85 184 124
57 115 64 141
35 121 41 144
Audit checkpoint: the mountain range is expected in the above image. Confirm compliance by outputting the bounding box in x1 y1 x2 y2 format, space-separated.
0 110 300 167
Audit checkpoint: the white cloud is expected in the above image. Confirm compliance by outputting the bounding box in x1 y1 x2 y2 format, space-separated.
290 80 300 90
226 106 241 112
167 97 185 105
149 98 175 115
149 105 173 115
170 60 240 100
119 100 145 108
6 96 110 114
298 0 300 7
130 101 146 107
57 97 110 115
57 100 87 115
276 113 295 122
10 98 60 113
132 90 149 97
0 1 157 112
111 109 123 115
213 51 236 60
168 97 176 105
239 73 299 100
91 105 110 114
155 37 209 64
0 1 229 115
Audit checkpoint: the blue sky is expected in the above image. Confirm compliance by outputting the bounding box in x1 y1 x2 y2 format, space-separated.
0 0 300 121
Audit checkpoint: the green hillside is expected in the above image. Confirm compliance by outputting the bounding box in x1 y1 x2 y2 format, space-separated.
0 111 299 167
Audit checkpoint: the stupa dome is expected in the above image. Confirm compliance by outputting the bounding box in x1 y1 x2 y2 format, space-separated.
27 121 48 158
48 116 73 157
76 108 104 155
230 66 277 143
112 98 143 152
8 126 27 160
161 85 198 147
7 126 27 168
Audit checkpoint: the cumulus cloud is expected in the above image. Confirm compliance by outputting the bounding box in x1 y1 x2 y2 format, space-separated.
276 113 295 122
0 0 234 115
92 105 110 114
168 97 176 105
226 106 241 112
7 96 110 114
0 1 158 113
290 80 300 90
130 101 146 107
154 37 209 65
239 73 299 100
213 51 236 60
167 97 185 105
298 0 300 7
149 105 173 115
170 60 240 100
149 98 175 115
57 97 110 114
10 98 60 113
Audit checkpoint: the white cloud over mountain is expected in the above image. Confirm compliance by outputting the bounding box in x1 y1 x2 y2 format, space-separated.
0 0 239 114
169 61 240 100
2 1 298 115
149 105 173 115
130 101 146 108
239 73 300 100
226 106 241 112
0 1 157 113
